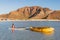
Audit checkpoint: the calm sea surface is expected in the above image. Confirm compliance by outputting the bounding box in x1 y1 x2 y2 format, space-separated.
0 21 60 40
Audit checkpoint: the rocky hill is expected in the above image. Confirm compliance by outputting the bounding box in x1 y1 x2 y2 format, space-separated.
0 6 60 20
47 10 60 19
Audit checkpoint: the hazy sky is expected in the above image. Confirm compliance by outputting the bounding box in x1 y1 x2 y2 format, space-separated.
0 0 60 14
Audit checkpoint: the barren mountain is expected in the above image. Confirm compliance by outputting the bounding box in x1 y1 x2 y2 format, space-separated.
0 6 60 20
47 10 60 19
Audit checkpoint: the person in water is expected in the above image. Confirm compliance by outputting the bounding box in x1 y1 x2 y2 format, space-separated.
12 24 15 28
12 24 15 32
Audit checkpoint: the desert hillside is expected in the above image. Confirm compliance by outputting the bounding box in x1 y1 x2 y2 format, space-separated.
0 6 60 20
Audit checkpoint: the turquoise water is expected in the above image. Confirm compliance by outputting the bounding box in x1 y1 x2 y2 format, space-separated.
0 21 60 40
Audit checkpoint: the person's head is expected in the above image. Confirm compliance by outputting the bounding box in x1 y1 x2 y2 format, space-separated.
12 24 15 27
12 24 14 25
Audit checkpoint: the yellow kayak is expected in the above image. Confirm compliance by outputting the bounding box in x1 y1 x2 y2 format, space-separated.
30 27 54 33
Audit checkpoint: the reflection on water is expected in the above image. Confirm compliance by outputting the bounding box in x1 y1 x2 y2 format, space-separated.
38 31 55 40
42 34 54 40
42 31 54 35
0 21 60 40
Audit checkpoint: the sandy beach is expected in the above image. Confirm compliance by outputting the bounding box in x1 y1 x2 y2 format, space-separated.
0 19 60 22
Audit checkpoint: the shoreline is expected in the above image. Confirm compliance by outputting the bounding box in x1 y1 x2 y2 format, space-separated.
0 19 60 22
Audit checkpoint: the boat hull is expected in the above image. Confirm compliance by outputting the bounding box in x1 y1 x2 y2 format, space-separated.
30 27 54 33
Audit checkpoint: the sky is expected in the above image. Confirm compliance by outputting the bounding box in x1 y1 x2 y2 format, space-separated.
0 0 60 14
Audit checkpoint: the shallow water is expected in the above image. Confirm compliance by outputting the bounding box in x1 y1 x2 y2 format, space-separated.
0 21 60 40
